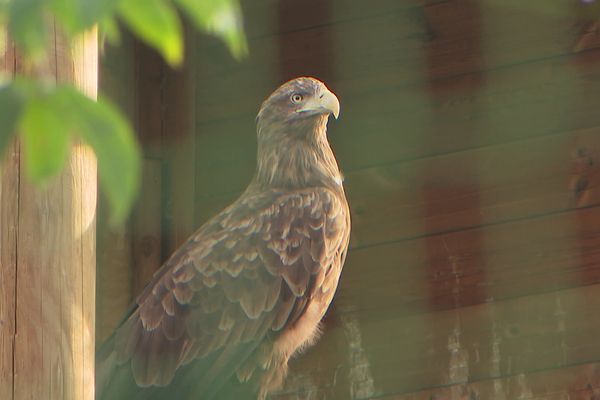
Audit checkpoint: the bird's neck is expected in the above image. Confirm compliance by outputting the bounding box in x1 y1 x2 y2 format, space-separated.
253 115 343 191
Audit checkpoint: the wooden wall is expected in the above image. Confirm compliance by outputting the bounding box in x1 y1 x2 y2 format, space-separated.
98 0 600 398
192 0 600 398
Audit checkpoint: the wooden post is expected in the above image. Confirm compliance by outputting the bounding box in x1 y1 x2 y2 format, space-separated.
0 30 18 400
0 24 97 400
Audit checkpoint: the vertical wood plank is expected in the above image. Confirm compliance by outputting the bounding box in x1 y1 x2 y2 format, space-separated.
0 149 18 399
8 24 97 400
96 31 136 343
130 41 165 293
162 22 197 254
68 29 98 400
134 40 165 158
131 21 198 294
0 30 17 400
0 143 18 400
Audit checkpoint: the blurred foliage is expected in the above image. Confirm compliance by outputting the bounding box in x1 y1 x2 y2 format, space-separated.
0 0 247 222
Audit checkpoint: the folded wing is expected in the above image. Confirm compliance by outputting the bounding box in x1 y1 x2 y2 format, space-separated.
97 187 349 399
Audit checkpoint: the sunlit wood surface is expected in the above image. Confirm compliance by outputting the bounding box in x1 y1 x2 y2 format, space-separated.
191 0 600 398
1 28 97 400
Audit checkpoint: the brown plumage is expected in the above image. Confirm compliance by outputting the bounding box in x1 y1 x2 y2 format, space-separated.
96 77 350 400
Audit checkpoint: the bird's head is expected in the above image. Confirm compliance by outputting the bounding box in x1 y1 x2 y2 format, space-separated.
256 77 340 138
252 77 343 189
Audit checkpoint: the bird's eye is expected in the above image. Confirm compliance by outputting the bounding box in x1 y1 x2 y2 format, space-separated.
290 93 303 103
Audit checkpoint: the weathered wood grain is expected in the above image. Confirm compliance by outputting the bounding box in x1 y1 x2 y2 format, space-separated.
0 141 19 400
280 354 600 400
338 204 600 319
0 31 17 400
283 364 600 400
10 26 97 400
377 361 600 399
347 126 600 247
334 51 600 172
192 47 600 206
195 0 595 125
363 283 600 396
279 282 600 398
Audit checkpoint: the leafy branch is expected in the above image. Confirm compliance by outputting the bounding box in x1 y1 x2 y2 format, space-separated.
0 0 247 222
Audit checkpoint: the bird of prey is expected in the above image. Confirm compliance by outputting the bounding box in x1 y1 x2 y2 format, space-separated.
96 77 351 400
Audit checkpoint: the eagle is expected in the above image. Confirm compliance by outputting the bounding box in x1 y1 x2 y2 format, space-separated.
96 77 351 400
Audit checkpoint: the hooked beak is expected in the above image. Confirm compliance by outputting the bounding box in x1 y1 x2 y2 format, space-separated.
298 87 340 119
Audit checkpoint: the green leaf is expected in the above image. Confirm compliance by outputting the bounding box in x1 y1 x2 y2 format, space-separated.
99 15 121 46
117 0 183 65
8 0 46 60
17 83 140 221
175 0 247 59
20 90 72 183
51 0 122 35
0 83 25 158
57 87 141 223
